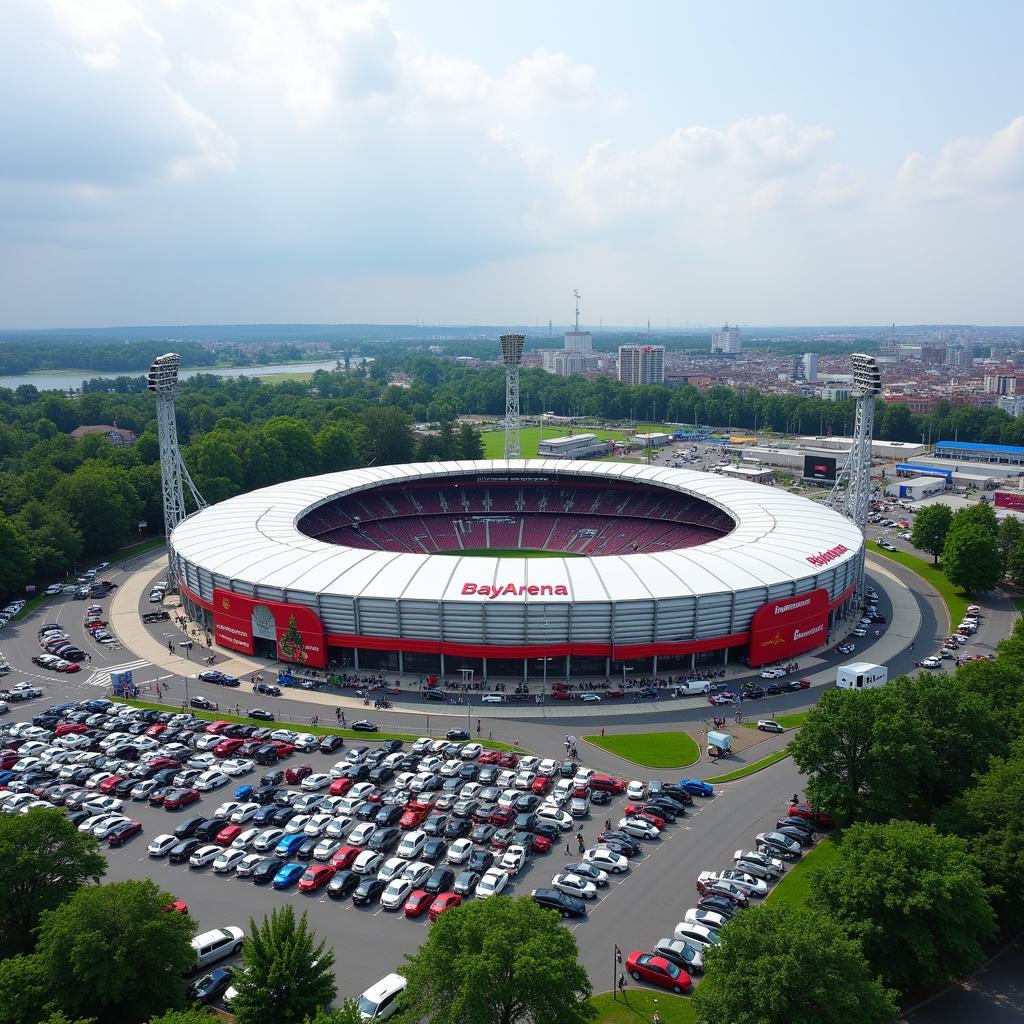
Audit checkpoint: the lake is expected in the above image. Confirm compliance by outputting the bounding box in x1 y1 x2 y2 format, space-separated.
0 358 343 392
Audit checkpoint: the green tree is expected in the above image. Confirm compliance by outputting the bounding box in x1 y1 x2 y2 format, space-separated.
397 896 594 1024
949 500 999 540
357 408 416 466
910 503 952 564
692 903 896 1024
0 511 32 600
35 879 196 1024
809 821 997 991
1007 537 1024 588
146 1010 215 1024
302 1003 363 1024
315 421 358 473
230 905 336 1024
942 522 1001 594
14 499 84 580
51 463 140 556
788 687 931 822
457 422 484 460
998 515 1024 577
0 807 105 956
0 953 47 1024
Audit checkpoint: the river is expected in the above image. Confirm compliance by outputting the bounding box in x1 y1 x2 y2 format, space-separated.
0 358 343 392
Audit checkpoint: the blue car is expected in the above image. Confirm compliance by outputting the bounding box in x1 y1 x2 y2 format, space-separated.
253 804 278 826
272 862 305 890
676 778 714 797
0 771 14 787
275 833 308 858
234 784 254 800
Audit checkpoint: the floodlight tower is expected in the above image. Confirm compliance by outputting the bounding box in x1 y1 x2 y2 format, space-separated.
827 353 882 596
500 332 525 460
148 353 206 545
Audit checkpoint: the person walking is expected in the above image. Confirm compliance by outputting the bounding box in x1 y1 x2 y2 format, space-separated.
600 727 605 738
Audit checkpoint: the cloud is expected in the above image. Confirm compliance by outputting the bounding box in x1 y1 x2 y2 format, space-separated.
896 116 1024 201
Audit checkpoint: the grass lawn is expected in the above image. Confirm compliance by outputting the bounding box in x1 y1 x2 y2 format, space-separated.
254 370 316 383
481 426 632 459
588 990 696 1024
742 711 808 731
704 748 791 784
584 732 700 769
123 699 527 751
435 548 574 558
866 541 966 627
767 836 839 909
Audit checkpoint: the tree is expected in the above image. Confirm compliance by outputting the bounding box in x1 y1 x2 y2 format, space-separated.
302 1004 363 1024
691 903 896 1024
0 807 105 956
788 687 931 822
0 954 47 1024
998 515 1024 577
809 821 997 991
910 503 952 564
1007 537 1024 588
457 422 484 460
949 500 999 540
315 422 358 473
14 499 84 580
356 408 416 466
230 905 336 1024
34 879 196 1024
397 896 594 1024
942 522 1001 594
146 1010 215 1024
0 511 32 601
51 463 140 556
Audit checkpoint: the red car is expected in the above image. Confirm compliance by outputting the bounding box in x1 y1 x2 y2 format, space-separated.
551 690 573 701
329 845 363 870
530 777 552 795
528 834 552 854
624 804 666 829
146 757 180 773
164 788 200 810
489 807 513 826
404 889 432 917
496 753 519 769
298 864 335 893
285 764 313 784
216 824 244 846
205 720 233 735
590 774 625 794
796 679 811 689
60 664 81 673
214 738 244 758
163 899 188 914
329 777 354 796
400 806 429 829
270 741 295 757
55 723 88 737
788 803 834 828
428 892 462 920
98 776 125 794
478 751 500 765
144 723 167 737
107 820 143 846
625 951 691 994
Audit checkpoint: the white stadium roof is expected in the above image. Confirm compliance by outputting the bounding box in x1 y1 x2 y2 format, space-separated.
170 460 863 603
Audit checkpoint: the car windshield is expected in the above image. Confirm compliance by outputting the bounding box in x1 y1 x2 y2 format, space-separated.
357 995 380 1015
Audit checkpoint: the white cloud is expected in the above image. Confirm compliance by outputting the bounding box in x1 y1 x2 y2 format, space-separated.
897 116 1024 200
810 163 865 207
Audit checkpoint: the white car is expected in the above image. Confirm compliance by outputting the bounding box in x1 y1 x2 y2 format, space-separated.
214 848 248 873
313 838 344 861
303 813 334 838
376 856 408 883
481 693 504 704
733 850 784 879
920 657 943 669
498 845 528 875
699 869 768 897
538 759 558 777
553 779 574 802
91 815 131 837
348 822 377 846
285 814 313 835
397 830 427 860
194 770 230 792
514 771 537 791
626 780 646 801
476 868 510 898
760 668 785 679
231 828 261 850
221 758 255 776
617 817 660 839
353 849 384 876
579 692 602 702
439 759 462 778
213 801 243 820
230 802 261 824
518 756 540 772
325 815 356 839
673 922 721 948
537 805 573 831
147 833 178 857
412 737 432 754
82 795 123 815
380 877 415 910
291 794 325 814
684 907 729 931
187 752 217 770
447 838 474 865
402 861 433 886
583 847 629 874
569 795 590 818
460 743 482 760
189 843 222 868
755 832 803 859
301 773 331 791
253 828 286 852
235 853 265 877
348 782 376 802
551 872 597 900
292 733 319 752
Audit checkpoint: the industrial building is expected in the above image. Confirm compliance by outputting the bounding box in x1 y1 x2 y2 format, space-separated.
930 440 1024 466
536 434 612 460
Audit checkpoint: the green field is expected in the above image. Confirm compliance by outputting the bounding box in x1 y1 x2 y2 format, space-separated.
588 990 695 1023
866 540 966 627
704 747 792 784
584 731 700 769
742 711 808 731
435 547 574 558
767 836 839 909
481 426 633 459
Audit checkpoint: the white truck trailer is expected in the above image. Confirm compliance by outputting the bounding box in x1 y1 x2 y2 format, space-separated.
835 662 887 691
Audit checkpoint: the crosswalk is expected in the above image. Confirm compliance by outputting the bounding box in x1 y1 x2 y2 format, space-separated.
85 658 151 689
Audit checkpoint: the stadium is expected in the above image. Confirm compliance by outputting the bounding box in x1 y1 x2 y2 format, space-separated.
169 460 864 680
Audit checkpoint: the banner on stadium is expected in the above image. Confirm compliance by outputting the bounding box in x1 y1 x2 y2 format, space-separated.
747 588 831 667
213 589 327 668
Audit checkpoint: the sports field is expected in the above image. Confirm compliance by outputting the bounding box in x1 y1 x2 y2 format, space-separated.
481 426 633 459
436 548 575 558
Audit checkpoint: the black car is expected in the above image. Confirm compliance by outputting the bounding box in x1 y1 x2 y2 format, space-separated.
421 690 444 702
785 680 805 692
347 764 371 782
354 801 379 822
513 793 541 812
189 697 214 710
653 937 705 973
368 766 395 786
173 815 206 839
253 745 279 764
271 807 297 827
775 825 814 846
589 789 612 806
396 754 421 772
471 804 497 825
454 869 480 896
468 848 494 874
252 857 285 884
168 839 201 864
531 888 587 919
421 838 447 862
327 869 360 899
443 817 470 840
296 837 319 860
352 876 386 906
513 812 537 833
249 710 275 722
351 721 378 733
66 809 91 828
660 784 694 805
368 827 401 853
254 682 281 697
186 967 232 1005
113 778 137 799
319 734 344 753
741 685 766 700
764 683 784 696
194 818 224 842
648 796 687 818
457 763 479 781
697 894 738 918
477 766 498 785
533 821 560 843
446 729 469 741
424 866 455 895
559 760 578 778
776 816 815 835
422 813 449 837
596 831 641 856
380 739 402 755
260 770 285 787
375 805 403 827
870 614 887 624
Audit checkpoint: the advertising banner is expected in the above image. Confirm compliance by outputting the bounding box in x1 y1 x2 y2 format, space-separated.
748 588 831 667
803 454 837 482
213 589 327 668
995 491 1024 511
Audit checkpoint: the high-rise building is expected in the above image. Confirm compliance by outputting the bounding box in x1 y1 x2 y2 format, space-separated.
711 323 742 355
946 342 970 369
803 352 819 382
618 345 665 385
542 350 588 376
791 354 805 382
563 330 592 354
985 374 1016 396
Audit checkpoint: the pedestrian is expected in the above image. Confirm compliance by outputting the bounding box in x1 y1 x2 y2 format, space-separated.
578 837 584 855
565 841 571 855
792 793 799 805
604 818 611 831
600 727 605 738
335 707 341 722
618 973 626 993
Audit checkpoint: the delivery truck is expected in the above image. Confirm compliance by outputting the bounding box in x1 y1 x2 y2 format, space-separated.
835 662 887 691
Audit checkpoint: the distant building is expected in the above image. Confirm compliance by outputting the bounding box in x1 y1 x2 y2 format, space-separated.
617 345 665 385
999 395 1024 417
711 323 742 355
821 385 851 402
802 352 819 382
563 329 593 354
542 350 588 376
946 342 970 369
985 374 1016 396
69 424 137 447
537 434 611 459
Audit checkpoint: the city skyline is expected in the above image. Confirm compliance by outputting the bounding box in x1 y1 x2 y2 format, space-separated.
0 1 1022 328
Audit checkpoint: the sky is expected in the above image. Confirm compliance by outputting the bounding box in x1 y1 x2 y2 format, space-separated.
1 0 1022 329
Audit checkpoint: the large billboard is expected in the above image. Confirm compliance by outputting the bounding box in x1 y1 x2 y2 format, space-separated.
803 454 837 482
748 588 831 667
213 589 327 668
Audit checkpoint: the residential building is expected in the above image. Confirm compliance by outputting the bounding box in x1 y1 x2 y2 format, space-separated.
617 345 665 385
711 323 742 355
69 424 138 447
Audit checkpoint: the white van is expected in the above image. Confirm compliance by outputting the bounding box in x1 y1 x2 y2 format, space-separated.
358 973 407 1019
191 925 244 971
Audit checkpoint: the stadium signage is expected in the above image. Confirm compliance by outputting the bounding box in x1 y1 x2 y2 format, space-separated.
748 587 831 667
805 544 849 567
774 597 812 616
461 582 569 599
213 588 327 668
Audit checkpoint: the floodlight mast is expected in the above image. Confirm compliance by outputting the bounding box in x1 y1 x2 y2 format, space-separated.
148 354 206 559
500 332 525 460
